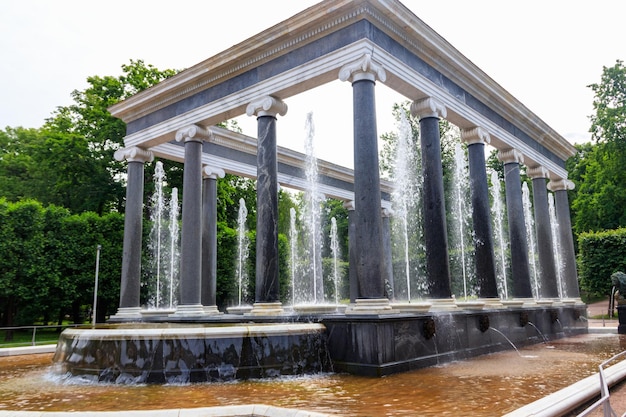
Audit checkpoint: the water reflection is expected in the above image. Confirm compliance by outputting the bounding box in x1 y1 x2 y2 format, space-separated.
1 334 625 416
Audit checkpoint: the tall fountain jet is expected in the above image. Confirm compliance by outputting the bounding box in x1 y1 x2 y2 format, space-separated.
490 170 509 299
522 182 540 299
548 193 565 298
391 111 424 301
303 112 324 303
148 161 179 309
236 198 250 307
451 141 474 299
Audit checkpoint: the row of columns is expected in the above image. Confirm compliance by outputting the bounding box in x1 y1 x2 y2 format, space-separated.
112 53 579 319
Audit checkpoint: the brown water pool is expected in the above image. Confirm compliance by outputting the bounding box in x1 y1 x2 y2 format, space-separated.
1 333 624 416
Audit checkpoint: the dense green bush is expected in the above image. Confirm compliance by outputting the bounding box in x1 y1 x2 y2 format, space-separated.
578 227 626 299
0 199 123 333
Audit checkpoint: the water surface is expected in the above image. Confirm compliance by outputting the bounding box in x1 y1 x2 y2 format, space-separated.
0 333 624 416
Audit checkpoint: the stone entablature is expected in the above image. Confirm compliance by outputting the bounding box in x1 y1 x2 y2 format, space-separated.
108 0 575 180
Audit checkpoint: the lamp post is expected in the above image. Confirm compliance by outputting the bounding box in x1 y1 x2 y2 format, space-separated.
92 244 101 328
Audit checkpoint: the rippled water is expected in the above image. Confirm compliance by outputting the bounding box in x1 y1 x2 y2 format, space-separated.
1 334 624 416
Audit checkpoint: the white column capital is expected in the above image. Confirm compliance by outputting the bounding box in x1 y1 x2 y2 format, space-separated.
497 148 524 165
527 165 550 180
461 126 491 146
410 97 447 120
246 96 288 118
343 200 355 211
338 53 386 83
175 124 213 143
548 178 575 192
202 165 225 180
114 146 154 163
381 207 394 218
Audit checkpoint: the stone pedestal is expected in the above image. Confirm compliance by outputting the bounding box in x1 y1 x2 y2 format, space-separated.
617 305 626 334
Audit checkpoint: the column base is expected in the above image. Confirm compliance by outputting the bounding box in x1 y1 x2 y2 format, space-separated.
345 298 395 315
536 298 558 307
245 302 284 316
227 305 254 315
455 300 486 310
390 301 432 313
502 298 536 308
109 307 142 321
562 297 585 306
478 297 506 309
203 305 223 316
427 298 458 311
169 304 206 318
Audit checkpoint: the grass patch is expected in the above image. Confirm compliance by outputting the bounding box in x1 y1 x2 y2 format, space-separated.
0 327 65 348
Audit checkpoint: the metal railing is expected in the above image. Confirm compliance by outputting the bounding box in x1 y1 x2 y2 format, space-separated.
578 350 626 417
0 324 82 348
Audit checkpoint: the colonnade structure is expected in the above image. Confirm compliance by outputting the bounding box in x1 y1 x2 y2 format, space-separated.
108 0 580 320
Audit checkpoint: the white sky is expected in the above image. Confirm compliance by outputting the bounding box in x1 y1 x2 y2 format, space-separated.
1 1 624 169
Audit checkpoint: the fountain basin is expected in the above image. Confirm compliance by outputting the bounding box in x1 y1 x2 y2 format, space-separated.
52 323 331 384
321 304 588 376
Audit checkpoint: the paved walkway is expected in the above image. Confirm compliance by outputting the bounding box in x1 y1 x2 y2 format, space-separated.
587 298 620 330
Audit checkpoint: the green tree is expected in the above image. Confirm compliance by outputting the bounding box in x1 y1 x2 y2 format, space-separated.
44 59 177 214
0 127 42 201
570 61 626 233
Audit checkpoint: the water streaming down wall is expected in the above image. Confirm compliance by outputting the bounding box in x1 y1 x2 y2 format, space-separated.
52 324 332 384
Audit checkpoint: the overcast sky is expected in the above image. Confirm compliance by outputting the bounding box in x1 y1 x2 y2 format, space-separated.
1 1 624 168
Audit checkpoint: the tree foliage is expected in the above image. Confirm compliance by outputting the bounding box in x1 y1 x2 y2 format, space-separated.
0 60 177 215
569 61 626 234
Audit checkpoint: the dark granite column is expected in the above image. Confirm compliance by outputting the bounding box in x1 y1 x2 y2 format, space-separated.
339 53 391 313
548 179 580 299
246 96 287 315
343 200 358 303
460 127 499 302
111 147 153 320
497 149 533 300
202 165 225 315
382 208 394 300
411 97 454 307
171 125 210 318
528 166 559 299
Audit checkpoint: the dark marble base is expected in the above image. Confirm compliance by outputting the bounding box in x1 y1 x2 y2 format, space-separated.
62 305 588 383
52 324 331 384
321 305 588 376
